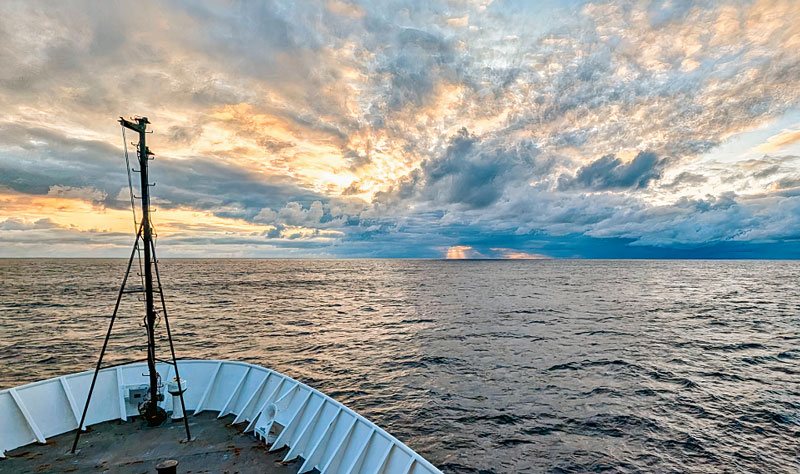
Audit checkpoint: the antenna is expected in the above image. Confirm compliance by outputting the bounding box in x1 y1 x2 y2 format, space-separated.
71 117 191 453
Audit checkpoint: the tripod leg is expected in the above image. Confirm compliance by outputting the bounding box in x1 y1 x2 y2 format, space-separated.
150 241 192 442
71 230 141 454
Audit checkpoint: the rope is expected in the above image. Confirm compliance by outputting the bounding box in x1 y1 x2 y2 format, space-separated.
121 125 146 296
121 126 137 233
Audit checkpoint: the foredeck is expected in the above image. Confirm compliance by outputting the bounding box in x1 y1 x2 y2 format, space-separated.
1 412 302 473
1 360 441 474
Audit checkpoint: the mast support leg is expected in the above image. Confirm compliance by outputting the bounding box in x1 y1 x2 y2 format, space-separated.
71 227 142 454
151 241 192 442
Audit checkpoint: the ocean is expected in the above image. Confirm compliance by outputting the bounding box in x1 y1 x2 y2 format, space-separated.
1 259 798 473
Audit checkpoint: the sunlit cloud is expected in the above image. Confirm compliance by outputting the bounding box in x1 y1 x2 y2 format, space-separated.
0 187 279 236
757 128 800 153
445 245 474 259
490 248 550 260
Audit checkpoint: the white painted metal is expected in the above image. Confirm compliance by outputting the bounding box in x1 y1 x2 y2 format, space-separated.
192 360 221 416
115 367 127 422
0 360 442 474
166 377 188 421
8 389 45 444
218 366 249 418
58 376 81 427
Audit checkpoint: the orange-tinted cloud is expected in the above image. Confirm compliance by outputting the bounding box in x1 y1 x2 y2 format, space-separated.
490 248 550 259
757 129 800 153
0 187 277 236
445 245 473 259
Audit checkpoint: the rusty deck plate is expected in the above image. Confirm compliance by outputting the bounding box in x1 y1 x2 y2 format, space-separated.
1 412 303 473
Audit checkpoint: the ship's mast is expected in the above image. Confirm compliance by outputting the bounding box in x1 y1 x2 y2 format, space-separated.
120 116 164 426
71 117 191 454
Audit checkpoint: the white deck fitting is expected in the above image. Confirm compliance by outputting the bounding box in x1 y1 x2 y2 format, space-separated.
0 360 442 474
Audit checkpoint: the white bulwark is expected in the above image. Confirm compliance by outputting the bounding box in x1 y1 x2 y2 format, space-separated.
0 359 442 474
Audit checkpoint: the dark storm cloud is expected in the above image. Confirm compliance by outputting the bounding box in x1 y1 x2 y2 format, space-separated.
422 128 505 208
413 128 548 209
558 151 669 191
151 156 327 218
0 123 127 197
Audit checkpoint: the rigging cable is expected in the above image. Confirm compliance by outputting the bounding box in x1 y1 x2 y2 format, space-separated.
121 125 147 299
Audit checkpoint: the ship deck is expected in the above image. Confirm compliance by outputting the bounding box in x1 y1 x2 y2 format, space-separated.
0 412 303 473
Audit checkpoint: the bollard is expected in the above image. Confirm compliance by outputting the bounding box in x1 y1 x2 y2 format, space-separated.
155 459 178 474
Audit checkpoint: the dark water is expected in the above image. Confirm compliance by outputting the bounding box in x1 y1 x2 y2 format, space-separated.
1 259 798 473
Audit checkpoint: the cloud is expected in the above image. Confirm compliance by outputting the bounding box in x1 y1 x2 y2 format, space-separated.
757 128 800 152
0 218 59 230
254 200 325 227
326 0 366 19
776 176 800 190
377 27 459 111
1 0 800 257
490 248 550 259
558 151 670 191
411 128 547 209
662 171 708 189
421 128 505 208
445 245 475 259
341 181 364 196
0 122 327 221
166 125 202 145
46 185 106 202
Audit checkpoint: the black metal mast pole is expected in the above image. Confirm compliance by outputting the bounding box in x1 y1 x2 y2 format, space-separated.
72 117 186 455
120 116 166 426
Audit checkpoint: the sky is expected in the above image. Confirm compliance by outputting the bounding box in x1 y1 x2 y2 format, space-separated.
1 0 799 259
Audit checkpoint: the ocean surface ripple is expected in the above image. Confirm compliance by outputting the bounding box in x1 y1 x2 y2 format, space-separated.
1 259 798 473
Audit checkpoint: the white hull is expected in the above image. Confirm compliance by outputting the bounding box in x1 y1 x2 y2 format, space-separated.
0 359 441 474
